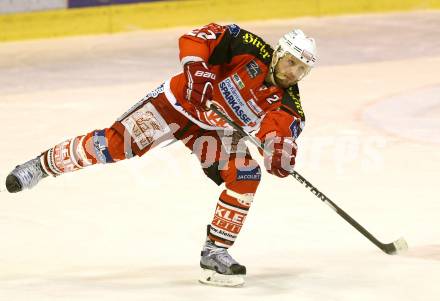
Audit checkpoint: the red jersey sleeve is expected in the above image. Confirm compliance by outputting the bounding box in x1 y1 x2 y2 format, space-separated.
256 110 304 142
179 23 227 66
255 84 305 141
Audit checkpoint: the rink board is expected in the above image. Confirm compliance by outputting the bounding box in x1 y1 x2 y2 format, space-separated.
1 0 440 41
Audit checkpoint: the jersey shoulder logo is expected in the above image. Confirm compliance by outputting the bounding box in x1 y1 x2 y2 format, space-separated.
245 60 261 79
289 118 305 139
227 24 241 37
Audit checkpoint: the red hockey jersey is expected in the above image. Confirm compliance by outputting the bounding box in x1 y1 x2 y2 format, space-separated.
167 23 305 140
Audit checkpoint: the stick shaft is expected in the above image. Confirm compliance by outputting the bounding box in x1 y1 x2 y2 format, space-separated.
209 104 393 254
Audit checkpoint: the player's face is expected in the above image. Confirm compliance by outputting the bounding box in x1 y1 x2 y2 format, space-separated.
274 53 310 88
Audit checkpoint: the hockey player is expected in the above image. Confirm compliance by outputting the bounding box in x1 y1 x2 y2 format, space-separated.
5 23 317 287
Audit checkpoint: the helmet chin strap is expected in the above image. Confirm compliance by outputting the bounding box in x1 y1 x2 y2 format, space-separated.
266 68 276 86
266 47 283 86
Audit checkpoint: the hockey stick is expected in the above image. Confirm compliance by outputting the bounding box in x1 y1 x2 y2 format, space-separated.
209 103 408 255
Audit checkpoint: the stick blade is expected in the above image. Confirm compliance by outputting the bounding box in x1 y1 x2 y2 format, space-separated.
382 237 409 255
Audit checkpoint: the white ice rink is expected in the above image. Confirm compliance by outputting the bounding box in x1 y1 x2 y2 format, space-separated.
1 11 440 301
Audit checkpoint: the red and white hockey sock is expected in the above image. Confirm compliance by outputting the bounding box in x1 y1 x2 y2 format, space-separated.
208 189 254 248
40 134 95 176
40 127 126 176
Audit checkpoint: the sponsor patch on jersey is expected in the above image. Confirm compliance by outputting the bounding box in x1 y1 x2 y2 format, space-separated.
218 78 258 125
232 73 245 90
227 24 241 37
121 102 171 150
237 166 261 181
247 98 264 116
245 60 261 79
289 119 305 139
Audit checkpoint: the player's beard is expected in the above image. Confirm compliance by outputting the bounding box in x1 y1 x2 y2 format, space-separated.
274 71 291 88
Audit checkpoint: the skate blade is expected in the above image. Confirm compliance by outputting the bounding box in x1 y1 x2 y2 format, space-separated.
199 268 245 287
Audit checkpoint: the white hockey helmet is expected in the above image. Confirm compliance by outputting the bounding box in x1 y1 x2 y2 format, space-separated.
270 29 317 83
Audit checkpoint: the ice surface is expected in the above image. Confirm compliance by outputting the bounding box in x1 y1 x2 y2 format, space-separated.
0 11 439 301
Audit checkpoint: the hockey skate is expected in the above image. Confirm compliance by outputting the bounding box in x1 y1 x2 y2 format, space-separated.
199 239 246 287
5 156 48 193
